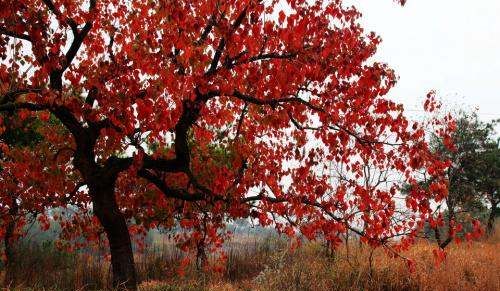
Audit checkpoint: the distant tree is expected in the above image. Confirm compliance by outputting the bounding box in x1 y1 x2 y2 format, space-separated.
427 111 498 247
458 116 499 236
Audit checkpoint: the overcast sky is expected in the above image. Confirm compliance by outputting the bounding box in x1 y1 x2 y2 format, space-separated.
350 0 500 122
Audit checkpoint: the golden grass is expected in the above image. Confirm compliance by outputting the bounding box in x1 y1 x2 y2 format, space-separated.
139 229 500 291
3 225 500 290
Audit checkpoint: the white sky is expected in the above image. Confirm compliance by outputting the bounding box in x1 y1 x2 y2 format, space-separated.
351 0 500 122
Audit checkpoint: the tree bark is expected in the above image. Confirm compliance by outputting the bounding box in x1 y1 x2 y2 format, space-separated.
439 199 455 249
486 203 498 236
433 227 442 246
90 182 137 290
3 198 18 287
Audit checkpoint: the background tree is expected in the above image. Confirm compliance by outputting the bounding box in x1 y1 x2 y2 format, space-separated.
450 112 498 236
425 110 498 248
475 139 499 235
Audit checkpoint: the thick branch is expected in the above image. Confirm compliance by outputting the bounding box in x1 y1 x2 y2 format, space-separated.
138 169 204 201
205 6 248 75
0 88 41 104
0 27 32 42
171 89 217 170
41 0 78 34
45 0 95 90
234 102 248 140
50 105 83 137
64 22 92 70
195 14 216 45
206 37 225 75
0 102 46 112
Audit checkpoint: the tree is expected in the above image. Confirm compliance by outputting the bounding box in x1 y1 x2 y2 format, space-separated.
0 110 79 285
455 115 499 236
459 115 499 236
425 111 498 248
0 0 449 289
477 140 499 235
0 112 43 286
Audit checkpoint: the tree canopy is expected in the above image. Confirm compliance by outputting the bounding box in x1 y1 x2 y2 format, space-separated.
1 0 451 289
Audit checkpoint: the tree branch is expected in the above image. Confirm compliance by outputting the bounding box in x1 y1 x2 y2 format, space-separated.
0 88 41 104
234 52 297 66
0 102 47 112
195 13 216 45
0 27 32 42
232 90 323 112
41 0 78 34
205 6 248 75
138 169 204 201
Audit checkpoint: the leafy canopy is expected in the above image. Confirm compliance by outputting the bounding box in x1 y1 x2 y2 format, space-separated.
0 0 451 262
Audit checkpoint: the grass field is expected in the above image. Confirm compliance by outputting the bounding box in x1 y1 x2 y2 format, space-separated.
3 225 499 291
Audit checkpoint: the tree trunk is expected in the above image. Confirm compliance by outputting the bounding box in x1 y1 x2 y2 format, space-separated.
90 182 137 290
3 198 18 287
433 227 442 246
439 201 455 249
196 241 207 271
486 203 498 236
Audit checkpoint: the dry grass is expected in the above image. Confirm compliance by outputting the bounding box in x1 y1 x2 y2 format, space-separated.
138 226 500 291
2 225 499 290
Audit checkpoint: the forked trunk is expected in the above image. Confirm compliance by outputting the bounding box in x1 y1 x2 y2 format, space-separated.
90 182 137 290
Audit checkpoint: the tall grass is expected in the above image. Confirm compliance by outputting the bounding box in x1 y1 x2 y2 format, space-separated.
2 241 106 290
1 225 499 290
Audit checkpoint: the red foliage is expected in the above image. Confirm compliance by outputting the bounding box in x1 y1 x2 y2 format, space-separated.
432 248 447 268
0 0 454 284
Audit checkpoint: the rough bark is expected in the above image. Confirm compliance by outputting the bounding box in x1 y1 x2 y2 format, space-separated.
486 202 498 236
433 198 454 250
90 182 137 290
